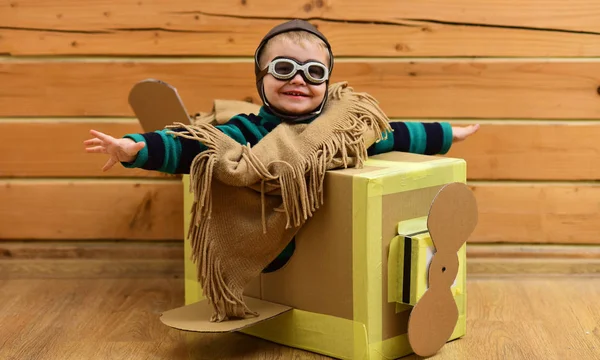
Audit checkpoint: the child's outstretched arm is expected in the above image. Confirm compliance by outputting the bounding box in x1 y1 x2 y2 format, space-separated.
85 114 269 174
367 121 479 156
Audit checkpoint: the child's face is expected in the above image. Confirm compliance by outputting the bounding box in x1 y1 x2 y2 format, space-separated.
261 39 329 116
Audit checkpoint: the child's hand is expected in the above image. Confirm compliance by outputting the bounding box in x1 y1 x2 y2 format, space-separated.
452 124 480 142
84 130 145 171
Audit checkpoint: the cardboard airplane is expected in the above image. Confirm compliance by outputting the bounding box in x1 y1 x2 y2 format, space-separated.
128 79 478 358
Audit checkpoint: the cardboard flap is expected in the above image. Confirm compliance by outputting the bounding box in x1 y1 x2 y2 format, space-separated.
160 296 292 333
387 235 402 304
128 79 192 132
397 216 428 236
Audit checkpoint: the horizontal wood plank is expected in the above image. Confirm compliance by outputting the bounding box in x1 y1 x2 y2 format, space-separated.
2 0 598 32
468 258 600 276
2 19 600 57
0 180 184 240
0 259 183 279
0 120 174 178
469 182 600 244
2 1 600 56
3 120 600 180
0 241 183 260
1 179 599 244
467 244 600 260
446 122 600 180
1 60 599 119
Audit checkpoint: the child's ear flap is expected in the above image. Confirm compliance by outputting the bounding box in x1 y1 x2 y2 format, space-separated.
427 182 478 253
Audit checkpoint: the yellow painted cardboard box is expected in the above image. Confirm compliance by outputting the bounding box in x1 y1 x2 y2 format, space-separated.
182 151 467 359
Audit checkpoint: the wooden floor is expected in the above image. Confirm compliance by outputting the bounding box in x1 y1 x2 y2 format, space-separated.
1 275 599 360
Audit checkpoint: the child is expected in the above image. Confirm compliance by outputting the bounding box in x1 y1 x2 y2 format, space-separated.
84 19 478 320
85 20 478 174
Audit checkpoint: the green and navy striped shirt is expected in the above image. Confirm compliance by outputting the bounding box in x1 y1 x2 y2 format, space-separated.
123 106 453 174
122 106 453 272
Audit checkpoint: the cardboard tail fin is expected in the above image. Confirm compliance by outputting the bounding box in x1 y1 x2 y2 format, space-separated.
128 79 192 132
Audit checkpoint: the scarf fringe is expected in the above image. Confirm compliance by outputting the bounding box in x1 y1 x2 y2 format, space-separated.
166 123 258 321
166 82 392 322
249 83 392 230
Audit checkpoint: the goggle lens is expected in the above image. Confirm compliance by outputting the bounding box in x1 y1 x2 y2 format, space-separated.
268 58 329 84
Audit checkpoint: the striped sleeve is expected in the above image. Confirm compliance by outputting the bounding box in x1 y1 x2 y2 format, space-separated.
367 121 453 156
121 114 269 174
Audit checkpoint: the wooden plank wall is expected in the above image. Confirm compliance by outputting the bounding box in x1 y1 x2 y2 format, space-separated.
1 0 600 275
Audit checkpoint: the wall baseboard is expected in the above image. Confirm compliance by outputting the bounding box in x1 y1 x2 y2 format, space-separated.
2 241 599 279
0 241 184 279
467 244 600 276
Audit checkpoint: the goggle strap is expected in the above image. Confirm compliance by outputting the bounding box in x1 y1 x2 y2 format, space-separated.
257 67 270 82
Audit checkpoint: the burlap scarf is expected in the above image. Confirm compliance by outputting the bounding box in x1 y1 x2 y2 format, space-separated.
166 82 392 322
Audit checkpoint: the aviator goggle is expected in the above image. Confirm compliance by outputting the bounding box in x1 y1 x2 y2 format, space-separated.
258 57 330 85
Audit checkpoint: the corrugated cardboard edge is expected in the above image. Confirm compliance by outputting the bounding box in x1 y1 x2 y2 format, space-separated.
160 296 292 333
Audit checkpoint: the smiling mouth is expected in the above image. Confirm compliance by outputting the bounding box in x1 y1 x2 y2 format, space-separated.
282 91 309 97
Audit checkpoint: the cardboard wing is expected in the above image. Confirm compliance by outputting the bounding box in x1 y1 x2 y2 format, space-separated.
161 296 292 333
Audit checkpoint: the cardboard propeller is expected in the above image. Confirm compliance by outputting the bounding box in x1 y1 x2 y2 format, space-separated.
407 182 478 357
